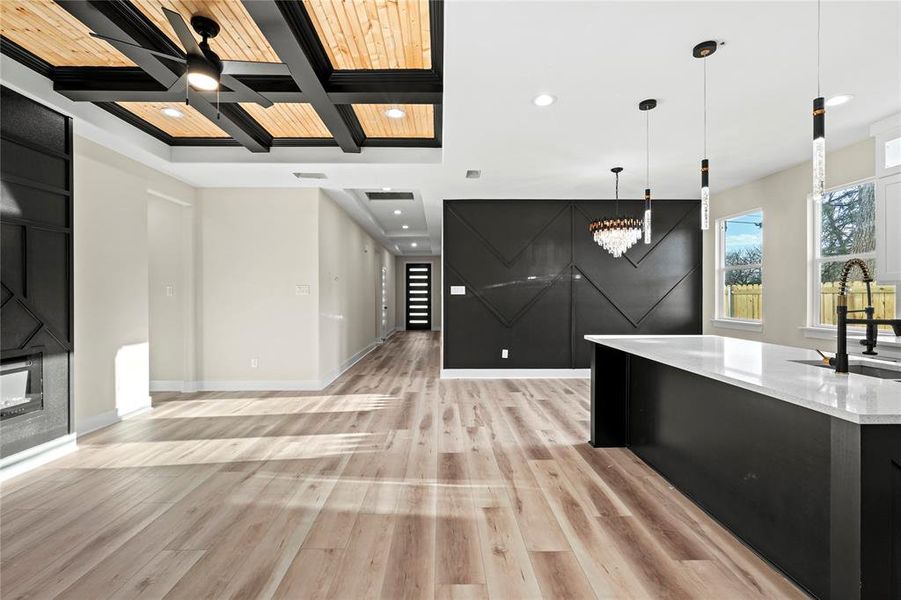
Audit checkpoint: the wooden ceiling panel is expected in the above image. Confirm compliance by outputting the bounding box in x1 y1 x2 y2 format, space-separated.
131 0 280 62
240 103 331 138
304 0 431 70
0 0 134 67
352 104 433 138
118 102 229 137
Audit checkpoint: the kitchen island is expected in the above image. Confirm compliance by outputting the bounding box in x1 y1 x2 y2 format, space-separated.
585 334 901 600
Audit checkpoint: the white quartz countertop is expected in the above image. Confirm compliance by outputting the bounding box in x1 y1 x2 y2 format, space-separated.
584 334 901 425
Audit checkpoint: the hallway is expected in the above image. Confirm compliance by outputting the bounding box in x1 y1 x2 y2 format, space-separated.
0 332 803 599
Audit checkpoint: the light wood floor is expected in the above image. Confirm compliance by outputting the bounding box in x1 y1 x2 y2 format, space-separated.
0 331 806 599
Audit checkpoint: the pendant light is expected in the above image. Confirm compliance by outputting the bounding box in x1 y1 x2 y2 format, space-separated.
639 99 657 244
693 41 718 230
589 167 643 258
812 0 826 201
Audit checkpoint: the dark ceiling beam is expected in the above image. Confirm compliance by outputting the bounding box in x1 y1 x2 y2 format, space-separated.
242 0 361 153
52 69 442 104
54 0 270 153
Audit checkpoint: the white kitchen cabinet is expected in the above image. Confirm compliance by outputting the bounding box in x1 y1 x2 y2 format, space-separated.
875 172 901 283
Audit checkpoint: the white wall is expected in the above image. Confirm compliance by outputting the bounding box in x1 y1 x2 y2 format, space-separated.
318 192 395 384
703 138 875 350
73 137 193 432
395 255 442 331
148 191 195 389
196 188 320 388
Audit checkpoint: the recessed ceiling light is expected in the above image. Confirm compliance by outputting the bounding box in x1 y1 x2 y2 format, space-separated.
533 94 556 107
393 209 402 215
825 94 854 107
161 107 183 118
411 242 418 247
402 225 409 229
385 108 406 119
382 187 392 191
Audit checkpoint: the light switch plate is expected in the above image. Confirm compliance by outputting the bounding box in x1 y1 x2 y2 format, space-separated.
296 285 311 296
450 285 466 296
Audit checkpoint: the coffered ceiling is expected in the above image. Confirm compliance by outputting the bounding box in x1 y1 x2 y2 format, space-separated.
0 0 443 152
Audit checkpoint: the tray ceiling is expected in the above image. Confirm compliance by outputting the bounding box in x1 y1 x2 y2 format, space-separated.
0 0 443 151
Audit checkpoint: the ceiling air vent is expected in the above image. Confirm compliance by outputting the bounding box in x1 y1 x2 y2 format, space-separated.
465 170 481 179
365 191 415 201
293 172 328 179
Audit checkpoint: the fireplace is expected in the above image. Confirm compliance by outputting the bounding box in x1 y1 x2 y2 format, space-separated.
0 351 44 421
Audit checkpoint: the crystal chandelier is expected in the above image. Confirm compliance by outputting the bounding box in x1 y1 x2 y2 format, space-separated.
589 167 643 258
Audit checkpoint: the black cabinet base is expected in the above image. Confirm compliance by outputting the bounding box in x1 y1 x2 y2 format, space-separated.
588 344 901 600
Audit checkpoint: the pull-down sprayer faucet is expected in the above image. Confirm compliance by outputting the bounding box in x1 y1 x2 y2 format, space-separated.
830 258 901 373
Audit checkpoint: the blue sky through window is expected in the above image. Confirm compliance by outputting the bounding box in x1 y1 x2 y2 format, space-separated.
724 211 763 252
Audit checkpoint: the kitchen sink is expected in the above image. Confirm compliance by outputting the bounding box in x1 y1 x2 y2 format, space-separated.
791 359 901 381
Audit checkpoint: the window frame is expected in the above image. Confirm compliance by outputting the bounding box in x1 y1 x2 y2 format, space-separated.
715 208 764 324
807 177 899 329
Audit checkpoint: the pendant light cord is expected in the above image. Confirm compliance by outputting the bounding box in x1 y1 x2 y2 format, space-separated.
703 58 708 157
817 0 821 96
614 171 620 213
645 111 650 188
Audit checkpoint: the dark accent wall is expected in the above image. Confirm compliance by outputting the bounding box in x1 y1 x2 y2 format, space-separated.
0 86 74 457
443 199 701 368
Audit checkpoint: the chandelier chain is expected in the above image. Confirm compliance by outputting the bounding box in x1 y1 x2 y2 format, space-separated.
817 0 821 96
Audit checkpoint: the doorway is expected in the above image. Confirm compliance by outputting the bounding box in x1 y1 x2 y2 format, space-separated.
405 263 432 330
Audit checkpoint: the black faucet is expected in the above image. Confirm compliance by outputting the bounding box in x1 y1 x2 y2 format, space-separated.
830 258 901 373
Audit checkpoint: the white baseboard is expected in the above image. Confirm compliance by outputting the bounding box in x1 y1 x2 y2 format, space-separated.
191 379 323 392
0 433 77 482
150 379 192 392
440 368 590 379
76 403 152 436
318 340 380 389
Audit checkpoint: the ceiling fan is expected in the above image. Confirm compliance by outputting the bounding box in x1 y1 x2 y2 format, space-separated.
89 7 273 108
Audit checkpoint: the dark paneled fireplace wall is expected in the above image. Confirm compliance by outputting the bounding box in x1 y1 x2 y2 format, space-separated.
443 200 701 369
0 86 73 457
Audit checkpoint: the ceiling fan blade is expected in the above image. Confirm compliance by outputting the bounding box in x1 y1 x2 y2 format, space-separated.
162 7 202 55
220 73 274 108
90 32 186 63
221 61 291 77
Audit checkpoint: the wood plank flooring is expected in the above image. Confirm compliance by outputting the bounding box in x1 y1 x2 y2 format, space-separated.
0 332 806 599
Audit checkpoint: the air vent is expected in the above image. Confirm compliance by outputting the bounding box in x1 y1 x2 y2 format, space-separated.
366 191 415 201
465 170 481 179
293 172 328 179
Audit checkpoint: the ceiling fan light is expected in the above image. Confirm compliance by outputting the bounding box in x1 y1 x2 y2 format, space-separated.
186 54 220 91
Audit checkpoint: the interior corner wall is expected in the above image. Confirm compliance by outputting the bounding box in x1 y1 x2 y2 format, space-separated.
318 191 395 385
196 188 320 389
73 136 192 432
702 138 875 349
395 255 442 331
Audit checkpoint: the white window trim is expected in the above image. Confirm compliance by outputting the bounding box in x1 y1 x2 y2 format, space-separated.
806 178 899 331
715 208 764 325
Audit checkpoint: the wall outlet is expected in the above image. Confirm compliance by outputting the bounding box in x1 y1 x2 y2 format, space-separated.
250 358 259 368
450 285 466 296
501 349 509 359
295 284 311 296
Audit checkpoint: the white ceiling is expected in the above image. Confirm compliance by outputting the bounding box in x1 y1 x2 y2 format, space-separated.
5 1 900 257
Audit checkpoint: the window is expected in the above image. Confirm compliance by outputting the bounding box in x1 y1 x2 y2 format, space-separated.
716 210 763 322
810 180 898 330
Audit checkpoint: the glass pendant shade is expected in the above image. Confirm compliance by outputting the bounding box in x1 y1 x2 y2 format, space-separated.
812 97 826 201
700 159 710 230
643 189 652 244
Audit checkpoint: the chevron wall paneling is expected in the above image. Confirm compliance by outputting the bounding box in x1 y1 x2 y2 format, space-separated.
443 199 701 369
0 86 73 457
